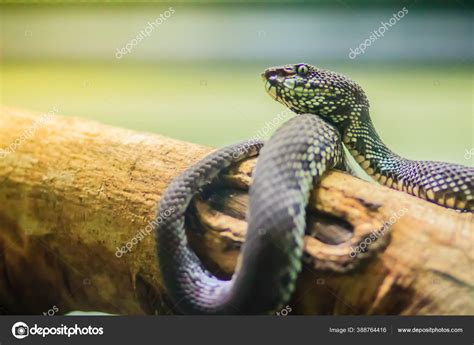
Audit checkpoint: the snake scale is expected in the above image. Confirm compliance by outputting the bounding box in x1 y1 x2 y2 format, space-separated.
155 63 473 314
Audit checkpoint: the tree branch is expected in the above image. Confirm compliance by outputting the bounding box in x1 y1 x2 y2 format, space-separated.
0 107 472 315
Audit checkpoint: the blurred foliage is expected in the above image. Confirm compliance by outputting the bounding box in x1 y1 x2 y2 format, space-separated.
1 61 472 165
0 1 472 8
0 3 472 166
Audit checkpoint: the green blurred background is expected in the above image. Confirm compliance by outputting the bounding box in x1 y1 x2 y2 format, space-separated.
0 1 472 165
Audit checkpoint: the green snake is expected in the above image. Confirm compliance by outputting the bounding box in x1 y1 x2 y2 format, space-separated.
155 63 473 314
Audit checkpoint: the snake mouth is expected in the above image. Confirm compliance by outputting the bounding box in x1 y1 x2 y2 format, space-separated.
265 80 279 100
262 72 284 101
262 66 298 103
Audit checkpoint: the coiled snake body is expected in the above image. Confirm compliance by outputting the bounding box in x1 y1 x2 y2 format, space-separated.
155 63 473 314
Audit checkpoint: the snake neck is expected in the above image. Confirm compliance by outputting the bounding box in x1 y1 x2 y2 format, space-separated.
336 110 404 185
330 109 472 211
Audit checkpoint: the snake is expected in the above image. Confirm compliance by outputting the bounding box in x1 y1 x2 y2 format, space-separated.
155 63 473 315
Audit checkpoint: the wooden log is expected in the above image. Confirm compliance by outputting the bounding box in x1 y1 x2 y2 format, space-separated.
0 107 472 315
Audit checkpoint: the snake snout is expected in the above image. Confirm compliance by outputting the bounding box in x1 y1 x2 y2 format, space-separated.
263 66 295 84
262 70 279 86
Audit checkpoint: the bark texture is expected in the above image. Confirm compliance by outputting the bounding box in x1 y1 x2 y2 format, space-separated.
0 107 472 315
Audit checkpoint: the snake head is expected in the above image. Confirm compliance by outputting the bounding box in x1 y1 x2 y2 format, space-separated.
262 63 369 125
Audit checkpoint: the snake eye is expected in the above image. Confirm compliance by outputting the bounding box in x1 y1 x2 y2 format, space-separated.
296 64 308 76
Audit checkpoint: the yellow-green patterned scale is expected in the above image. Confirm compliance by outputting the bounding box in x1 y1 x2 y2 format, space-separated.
264 63 473 211
155 63 473 316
